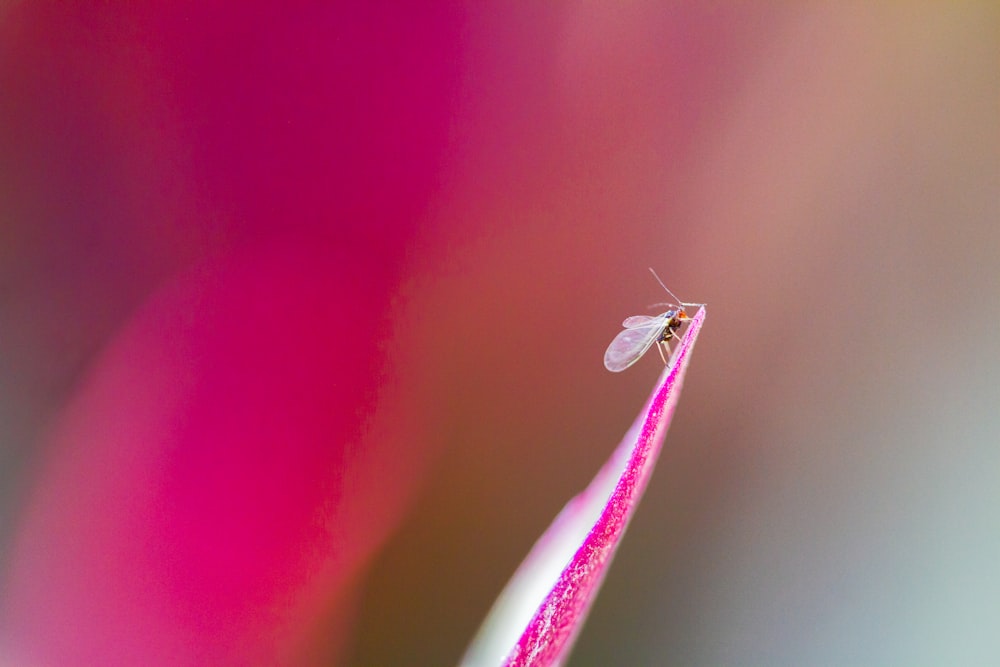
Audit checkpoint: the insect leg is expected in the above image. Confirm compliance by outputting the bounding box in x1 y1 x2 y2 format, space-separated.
657 341 669 365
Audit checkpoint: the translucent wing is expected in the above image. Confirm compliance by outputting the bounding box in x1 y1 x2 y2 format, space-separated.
622 315 661 328
603 320 665 372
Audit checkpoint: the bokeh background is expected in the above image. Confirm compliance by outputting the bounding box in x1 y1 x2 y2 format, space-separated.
1 3 998 666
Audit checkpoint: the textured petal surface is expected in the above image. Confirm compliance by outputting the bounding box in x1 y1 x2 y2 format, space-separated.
463 306 705 667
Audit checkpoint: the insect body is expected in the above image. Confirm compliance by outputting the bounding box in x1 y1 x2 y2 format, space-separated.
603 270 699 373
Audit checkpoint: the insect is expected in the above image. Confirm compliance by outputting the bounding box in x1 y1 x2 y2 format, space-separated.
603 269 700 373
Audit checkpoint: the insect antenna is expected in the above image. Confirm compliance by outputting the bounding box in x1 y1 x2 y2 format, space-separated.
648 267 699 307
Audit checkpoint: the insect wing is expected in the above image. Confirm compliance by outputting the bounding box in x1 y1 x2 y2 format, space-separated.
603 322 663 372
622 314 661 328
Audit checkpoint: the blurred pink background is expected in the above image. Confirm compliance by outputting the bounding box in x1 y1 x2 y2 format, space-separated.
1 4 998 666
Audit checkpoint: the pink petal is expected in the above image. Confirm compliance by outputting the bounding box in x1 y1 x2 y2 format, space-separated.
463 306 706 667
0 243 432 665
